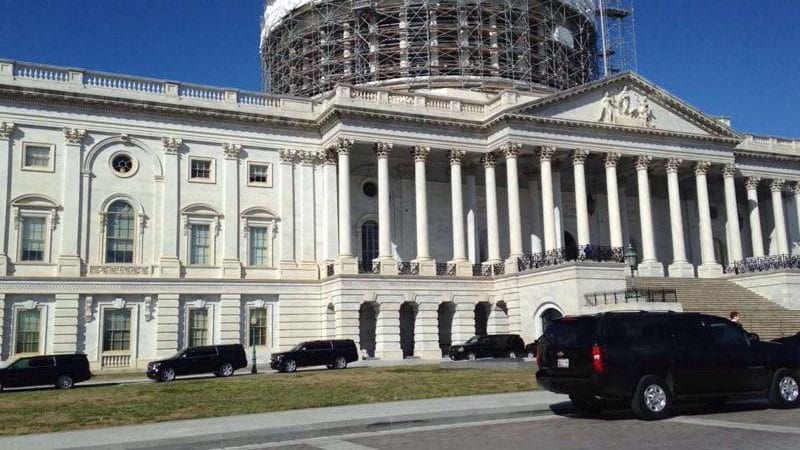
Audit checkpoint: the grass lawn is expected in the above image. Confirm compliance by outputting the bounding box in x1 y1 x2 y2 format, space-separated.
0 366 536 436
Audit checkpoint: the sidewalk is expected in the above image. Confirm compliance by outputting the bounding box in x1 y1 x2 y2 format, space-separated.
0 391 567 450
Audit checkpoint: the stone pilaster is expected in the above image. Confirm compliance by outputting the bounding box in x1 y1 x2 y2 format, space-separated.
451 302 475 345
159 137 182 276
746 177 765 257
335 138 358 274
221 143 243 278
0 123 14 276
219 294 242 344
155 294 180 357
58 128 86 276
414 301 441 359
278 149 298 276
321 149 339 263
375 301 402 359
482 152 501 265
53 294 80 354
665 158 693 277
297 151 320 276
771 179 790 255
375 142 397 275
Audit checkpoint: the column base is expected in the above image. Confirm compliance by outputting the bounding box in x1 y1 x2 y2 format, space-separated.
57 255 82 276
158 257 182 277
417 349 443 360
221 259 243 279
448 259 473 276
667 261 695 278
377 257 398 275
503 256 521 274
413 258 437 276
697 263 723 278
376 349 404 360
334 255 358 275
637 260 664 277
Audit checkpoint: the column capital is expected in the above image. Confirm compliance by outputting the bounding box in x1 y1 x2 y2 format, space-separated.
604 152 620 168
481 151 497 168
161 137 183 155
665 157 682 173
770 178 786 192
793 182 800 195
537 146 555 162
279 148 298 163
411 145 430 162
448 149 466 165
63 128 86 145
299 150 321 166
500 142 522 159
745 176 761 190
721 164 736 178
0 122 15 140
572 149 589 165
335 137 354 155
322 148 338 166
222 143 242 160
634 155 652 171
693 160 711 175
374 142 393 158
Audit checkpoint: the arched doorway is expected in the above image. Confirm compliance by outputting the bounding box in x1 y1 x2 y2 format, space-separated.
359 302 378 358
361 220 379 265
540 308 563 335
438 302 455 357
400 302 417 358
564 231 578 261
474 302 491 336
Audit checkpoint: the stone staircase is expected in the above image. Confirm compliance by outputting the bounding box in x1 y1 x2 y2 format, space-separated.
627 277 800 340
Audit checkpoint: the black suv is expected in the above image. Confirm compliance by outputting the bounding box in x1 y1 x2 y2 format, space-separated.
271 339 358 372
146 344 248 382
449 334 526 360
0 354 92 391
536 312 800 420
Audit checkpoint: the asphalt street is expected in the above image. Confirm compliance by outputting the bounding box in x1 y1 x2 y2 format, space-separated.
231 401 800 450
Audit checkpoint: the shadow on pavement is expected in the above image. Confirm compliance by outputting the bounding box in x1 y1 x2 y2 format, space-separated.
549 398 770 421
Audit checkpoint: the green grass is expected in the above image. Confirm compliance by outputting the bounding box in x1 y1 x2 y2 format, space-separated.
0 366 536 436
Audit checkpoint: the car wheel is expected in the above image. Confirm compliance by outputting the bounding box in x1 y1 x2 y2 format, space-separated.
160 367 176 382
570 395 607 416
326 364 335 369
768 368 800 409
0 380 5 393
55 375 74 390
507 350 518 359
466 352 477 361
217 362 234 378
334 356 347 369
631 375 672 420
283 359 297 373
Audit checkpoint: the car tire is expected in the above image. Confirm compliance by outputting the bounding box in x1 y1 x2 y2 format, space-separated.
283 359 297 373
160 367 176 382
0 381 3 393
55 374 74 390
466 352 477 361
631 375 672 420
334 356 347 369
326 364 335 369
217 362 234 378
570 395 607 416
768 368 800 409
507 350 518 359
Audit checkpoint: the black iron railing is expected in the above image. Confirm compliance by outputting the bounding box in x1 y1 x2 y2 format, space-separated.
724 254 800 275
518 246 624 272
358 261 380 274
576 245 624 263
325 263 334 277
397 261 420 275
472 263 505 277
584 289 678 307
436 263 456 276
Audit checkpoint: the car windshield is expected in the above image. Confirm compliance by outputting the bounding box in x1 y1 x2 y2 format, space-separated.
172 351 185 359
465 336 479 345
290 342 307 351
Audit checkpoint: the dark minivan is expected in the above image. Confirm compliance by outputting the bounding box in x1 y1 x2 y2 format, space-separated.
147 344 248 382
449 334 526 360
536 312 800 420
0 354 92 391
271 339 358 372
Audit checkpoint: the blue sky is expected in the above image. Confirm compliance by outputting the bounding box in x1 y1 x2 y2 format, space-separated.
0 1 797 137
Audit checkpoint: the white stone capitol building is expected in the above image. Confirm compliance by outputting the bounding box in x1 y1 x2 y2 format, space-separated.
1 2 799 370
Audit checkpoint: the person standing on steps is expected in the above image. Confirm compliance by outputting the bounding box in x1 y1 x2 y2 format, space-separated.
729 311 740 323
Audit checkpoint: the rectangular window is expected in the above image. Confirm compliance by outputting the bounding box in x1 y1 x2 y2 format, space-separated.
248 163 271 186
189 224 210 265
190 159 213 181
23 145 52 169
249 308 268 346
15 309 41 354
103 309 131 352
20 216 46 261
188 309 208 348
248 227 269 266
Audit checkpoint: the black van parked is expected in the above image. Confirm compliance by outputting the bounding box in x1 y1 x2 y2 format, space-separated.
536 312 800 420
0 354 92 391
449 334 526 360
146 344 248 382
271 339 359 373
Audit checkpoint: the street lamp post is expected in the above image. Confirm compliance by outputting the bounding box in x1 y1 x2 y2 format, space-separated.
250 315 258 375
624 243 639 300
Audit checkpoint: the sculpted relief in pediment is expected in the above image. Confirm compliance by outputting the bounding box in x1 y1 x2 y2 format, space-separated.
598 86 654 129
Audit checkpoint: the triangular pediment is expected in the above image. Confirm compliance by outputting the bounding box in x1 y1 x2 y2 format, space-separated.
507 72 739 139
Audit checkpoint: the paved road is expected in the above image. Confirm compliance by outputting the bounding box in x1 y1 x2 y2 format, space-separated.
233 402 800 450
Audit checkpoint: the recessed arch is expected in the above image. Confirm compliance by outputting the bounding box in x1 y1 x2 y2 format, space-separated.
83 135 163 178
11 194 60 209
533 301 565 338
181 203 222 217
100 193 145 215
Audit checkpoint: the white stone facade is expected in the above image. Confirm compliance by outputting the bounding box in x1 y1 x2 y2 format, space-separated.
0 60 798 369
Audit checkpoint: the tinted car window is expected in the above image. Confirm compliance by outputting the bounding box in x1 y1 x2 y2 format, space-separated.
307 342 331 351
604 316 672 349
29 357 53 368
708 319 749 349
186 347 215 357
544 317 597 347
672 315 713 349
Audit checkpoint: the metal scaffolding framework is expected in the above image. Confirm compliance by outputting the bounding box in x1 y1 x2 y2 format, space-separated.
260 0 636 97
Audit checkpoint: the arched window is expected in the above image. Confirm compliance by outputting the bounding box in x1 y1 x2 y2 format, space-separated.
541 308 563 335
105 201 135 263
361 220 378 263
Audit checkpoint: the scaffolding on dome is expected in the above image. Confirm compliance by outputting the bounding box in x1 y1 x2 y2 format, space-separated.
596 0 637 77
260 0 636 97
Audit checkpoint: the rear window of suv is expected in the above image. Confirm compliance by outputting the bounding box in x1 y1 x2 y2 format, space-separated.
543 317 597 347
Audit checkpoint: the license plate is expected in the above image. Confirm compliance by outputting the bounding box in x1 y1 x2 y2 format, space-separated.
557 358 570 368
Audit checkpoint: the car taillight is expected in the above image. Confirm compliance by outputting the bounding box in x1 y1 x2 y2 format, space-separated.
592 344 606 374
